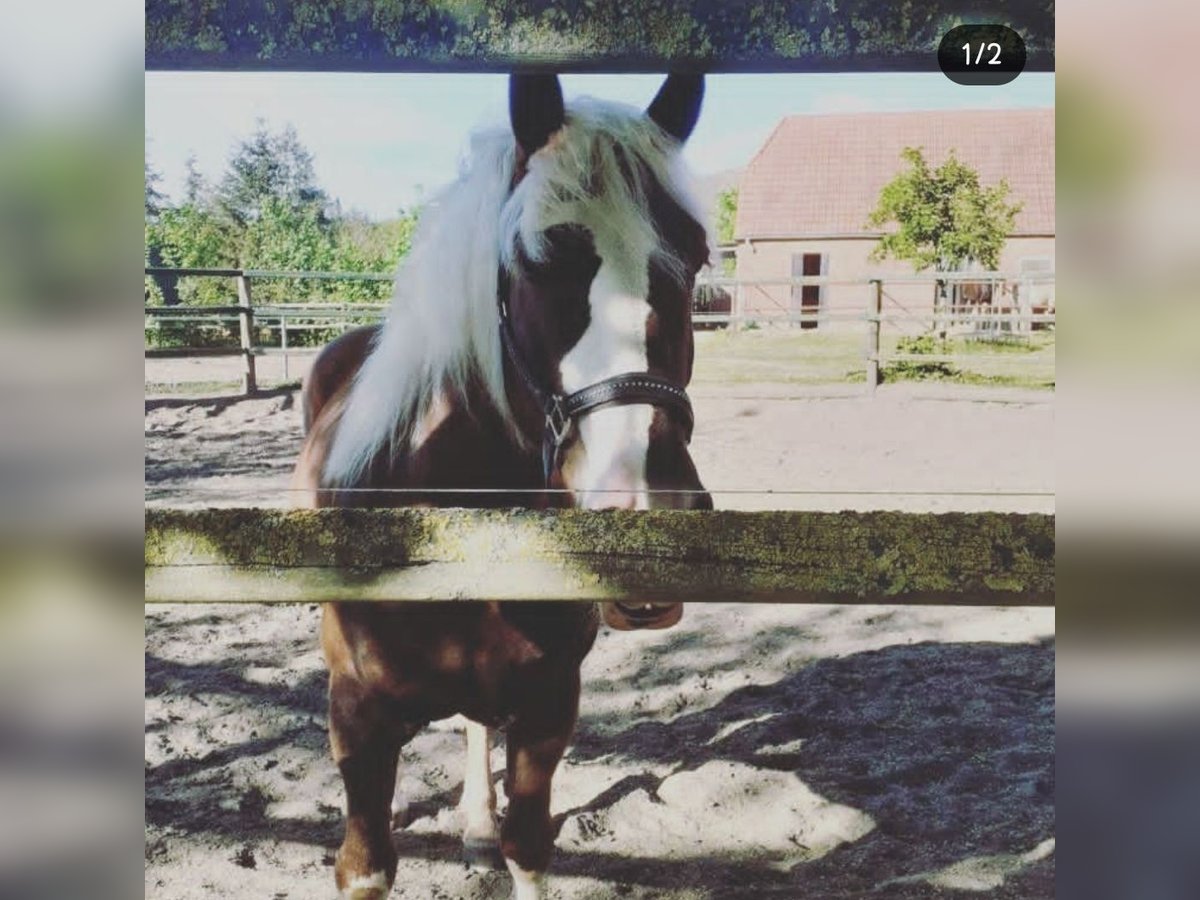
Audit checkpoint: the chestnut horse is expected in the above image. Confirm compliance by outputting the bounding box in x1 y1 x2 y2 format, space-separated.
293 74 711 900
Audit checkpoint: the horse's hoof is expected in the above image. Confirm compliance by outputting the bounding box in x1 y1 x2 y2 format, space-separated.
462 837 504 871
340 871 391 900
342 887 388 900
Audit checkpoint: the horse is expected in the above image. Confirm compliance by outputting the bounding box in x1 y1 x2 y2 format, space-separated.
292 74 713 900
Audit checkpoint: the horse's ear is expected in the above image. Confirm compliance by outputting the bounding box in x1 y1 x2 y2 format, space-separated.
509 73 564 156
646 73 704 144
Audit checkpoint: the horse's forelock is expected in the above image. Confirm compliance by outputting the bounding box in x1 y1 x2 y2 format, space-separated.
500 99 706 284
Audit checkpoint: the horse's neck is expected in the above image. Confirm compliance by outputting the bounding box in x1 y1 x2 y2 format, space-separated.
325 384 540 509
402 386 539 499
295 324 543 509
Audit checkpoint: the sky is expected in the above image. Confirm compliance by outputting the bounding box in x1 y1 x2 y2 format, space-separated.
145 72 1054 221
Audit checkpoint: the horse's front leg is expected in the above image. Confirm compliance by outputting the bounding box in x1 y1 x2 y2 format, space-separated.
460 720 502 868
328 673 418 900
501 670 581 900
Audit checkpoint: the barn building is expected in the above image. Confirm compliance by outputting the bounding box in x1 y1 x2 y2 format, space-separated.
731 108 1055 326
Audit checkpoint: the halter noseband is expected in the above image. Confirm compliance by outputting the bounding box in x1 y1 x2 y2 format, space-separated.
496 268 695 485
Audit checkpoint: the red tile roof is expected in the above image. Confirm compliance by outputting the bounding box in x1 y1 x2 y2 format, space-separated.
735 108 1054 240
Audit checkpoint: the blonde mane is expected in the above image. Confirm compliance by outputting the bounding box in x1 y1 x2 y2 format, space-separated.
322 97 705 487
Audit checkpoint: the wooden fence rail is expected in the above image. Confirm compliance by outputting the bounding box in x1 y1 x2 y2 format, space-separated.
145 508 1055 606
145 266 1055 397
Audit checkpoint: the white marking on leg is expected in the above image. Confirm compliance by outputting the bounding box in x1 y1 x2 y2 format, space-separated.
560 257 653 508
341 870 390 900
505 857 546 900
460 721 498 843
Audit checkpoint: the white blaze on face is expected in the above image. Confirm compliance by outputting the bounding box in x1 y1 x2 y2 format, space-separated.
558 253 653 510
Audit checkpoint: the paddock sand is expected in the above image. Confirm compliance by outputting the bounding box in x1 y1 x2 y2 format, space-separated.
145 384 1055 899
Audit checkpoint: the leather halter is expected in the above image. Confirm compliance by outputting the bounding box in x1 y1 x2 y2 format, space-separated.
496 268 695 485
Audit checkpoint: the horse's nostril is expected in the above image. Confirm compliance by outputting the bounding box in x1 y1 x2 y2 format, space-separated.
604 493 639 511
602 601 683 631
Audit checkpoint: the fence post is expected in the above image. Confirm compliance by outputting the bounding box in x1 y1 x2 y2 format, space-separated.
732 279 744 332
866 279 882 395
934 277 946 337
280 313 289 383
236 273 258 396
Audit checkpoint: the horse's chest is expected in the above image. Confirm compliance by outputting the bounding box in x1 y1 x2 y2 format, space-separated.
331 603 597 723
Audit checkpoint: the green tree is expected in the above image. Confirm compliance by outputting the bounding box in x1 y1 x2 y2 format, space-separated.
329 210 420 301
145 157 165 221
183 153 205 205
237 196 339 304
145 122 423 344
714 186 738 245
866 147 1021 272
146 202 236 306
147 154 234 305
145 155 175 302
712 187 738 275
216 122 328 227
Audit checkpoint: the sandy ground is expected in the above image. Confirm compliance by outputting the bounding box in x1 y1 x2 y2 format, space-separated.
145 382 1055 899
145 382 1053 514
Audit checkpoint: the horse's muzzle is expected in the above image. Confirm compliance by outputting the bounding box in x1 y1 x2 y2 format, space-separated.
601 601 683 631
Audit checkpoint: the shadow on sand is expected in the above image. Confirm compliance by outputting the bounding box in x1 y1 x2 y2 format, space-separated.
145 622 1054 897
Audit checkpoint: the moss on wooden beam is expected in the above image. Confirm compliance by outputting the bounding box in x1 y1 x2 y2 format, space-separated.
146 1 1054 72
145 507 1054 605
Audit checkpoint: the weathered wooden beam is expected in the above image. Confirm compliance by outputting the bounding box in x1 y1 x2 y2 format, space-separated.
145 508 1054 606
145 1 1054 73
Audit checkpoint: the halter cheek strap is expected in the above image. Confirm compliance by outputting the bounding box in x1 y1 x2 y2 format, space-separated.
497 271 695 485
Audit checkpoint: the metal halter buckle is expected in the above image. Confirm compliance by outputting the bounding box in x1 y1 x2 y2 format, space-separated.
545 395 570 447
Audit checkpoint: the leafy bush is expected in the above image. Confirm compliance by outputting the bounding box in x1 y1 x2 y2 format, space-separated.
145 319 238 350
886 334 958 380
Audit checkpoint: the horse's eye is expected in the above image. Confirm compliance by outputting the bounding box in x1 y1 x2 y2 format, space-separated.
523 226 597 280
542 225 594 259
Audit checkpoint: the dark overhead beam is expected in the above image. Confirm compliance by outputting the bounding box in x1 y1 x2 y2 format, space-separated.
145 1 1054 73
